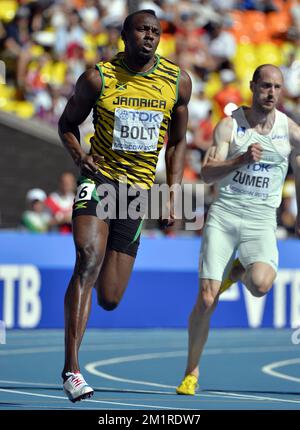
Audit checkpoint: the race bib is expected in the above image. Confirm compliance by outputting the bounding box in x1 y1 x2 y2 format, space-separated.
112 108 163 152
228 162 273 200
75 182 95 202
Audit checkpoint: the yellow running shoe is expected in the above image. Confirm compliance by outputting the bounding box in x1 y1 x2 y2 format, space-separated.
176 374 198 395
219 258 241 294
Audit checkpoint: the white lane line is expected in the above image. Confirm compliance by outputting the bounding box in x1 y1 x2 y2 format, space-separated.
0 403 98 410
208 390 300 405
86 351 300 405
1 344 298 356
86 351 184 389
0 388 193 410
0 347 64 355
0 378 263 401
90 366 300 405
0 379 60 387
0 378 267 402
205 346 299 355
1 377 299 405
1 383 299 406
87 351 185 367
0 379 170 395
85 349 300 372
262 358 300 384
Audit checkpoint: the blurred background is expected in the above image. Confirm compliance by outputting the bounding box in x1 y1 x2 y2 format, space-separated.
1 0 300 237
0 0 300 330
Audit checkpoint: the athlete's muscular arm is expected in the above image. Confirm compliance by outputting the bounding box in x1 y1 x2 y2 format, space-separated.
164 70 192 226
58 68 102 173
201 117 262 184
166 70 192 185
288 118 300 238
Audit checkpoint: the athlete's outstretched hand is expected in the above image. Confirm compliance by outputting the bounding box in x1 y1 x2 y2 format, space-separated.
241 143 263 164
79 154 104 173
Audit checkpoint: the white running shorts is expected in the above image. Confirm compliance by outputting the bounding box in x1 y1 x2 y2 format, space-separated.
199 203 278 281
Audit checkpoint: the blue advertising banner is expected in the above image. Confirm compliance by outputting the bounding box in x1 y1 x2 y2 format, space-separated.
0 232 299 328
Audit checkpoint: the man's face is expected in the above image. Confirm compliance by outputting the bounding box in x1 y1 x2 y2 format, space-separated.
124 14 161 60
250 67 283 113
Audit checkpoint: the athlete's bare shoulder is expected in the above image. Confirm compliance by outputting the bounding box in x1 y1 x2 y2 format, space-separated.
160 55 180 68
177 69 192 106
59 68 102 126
201 117 234 164
287 116 300 154
179 69 192 85
74 67 102 102
214 116 234 145
160 56 191 92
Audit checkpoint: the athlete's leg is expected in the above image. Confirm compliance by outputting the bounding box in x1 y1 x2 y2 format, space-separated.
62 215 109 375
185 278 221 378
239 262 276 297
95 193 145 309
95 249 136 310
238 222 278 297
182 209 238 380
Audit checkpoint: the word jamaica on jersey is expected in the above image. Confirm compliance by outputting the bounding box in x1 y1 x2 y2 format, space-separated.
90 52 181 189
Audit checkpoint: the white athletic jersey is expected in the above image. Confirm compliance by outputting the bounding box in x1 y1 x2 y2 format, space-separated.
215 107 291 217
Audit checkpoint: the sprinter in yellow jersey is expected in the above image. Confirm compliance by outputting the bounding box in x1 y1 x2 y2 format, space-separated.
58 9 191 402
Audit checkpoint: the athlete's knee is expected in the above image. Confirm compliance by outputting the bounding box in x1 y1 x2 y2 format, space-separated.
250 283 272 297
75 244 102 282
196 280 219 313
97 282 124 311
248 272 273 297
98 293 121 311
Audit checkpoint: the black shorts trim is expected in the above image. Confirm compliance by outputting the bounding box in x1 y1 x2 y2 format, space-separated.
72 172 147 257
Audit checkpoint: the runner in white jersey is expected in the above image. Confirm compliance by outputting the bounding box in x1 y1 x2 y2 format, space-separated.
176 64 300 395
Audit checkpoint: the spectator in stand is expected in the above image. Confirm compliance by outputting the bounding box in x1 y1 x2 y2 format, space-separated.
98 22 122 61
45 172 76 233
175 11 215 72
54 9 85 57
193 109 214 156
100 0 127 27
188 81 214 162
2 0 300 237
34 84 68 125
291 0 300 38
280 51 300 125
189 82 212 129
193 0 223 28
21 188 52 232
203 19 236 71
78 0 102 32
281 51 300 99
214 68 243 118
3 7 32 58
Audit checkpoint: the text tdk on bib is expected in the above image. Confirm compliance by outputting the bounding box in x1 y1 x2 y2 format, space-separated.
229 162 273 200
112 108 163 152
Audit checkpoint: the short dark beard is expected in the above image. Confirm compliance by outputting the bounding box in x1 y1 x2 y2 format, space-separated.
124 45 156 69
136 51 154 63
258 104 274 114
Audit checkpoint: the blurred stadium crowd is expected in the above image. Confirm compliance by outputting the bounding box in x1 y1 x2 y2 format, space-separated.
0 0 300 237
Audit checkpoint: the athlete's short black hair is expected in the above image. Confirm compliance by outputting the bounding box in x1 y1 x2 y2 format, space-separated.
122 9 158 34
